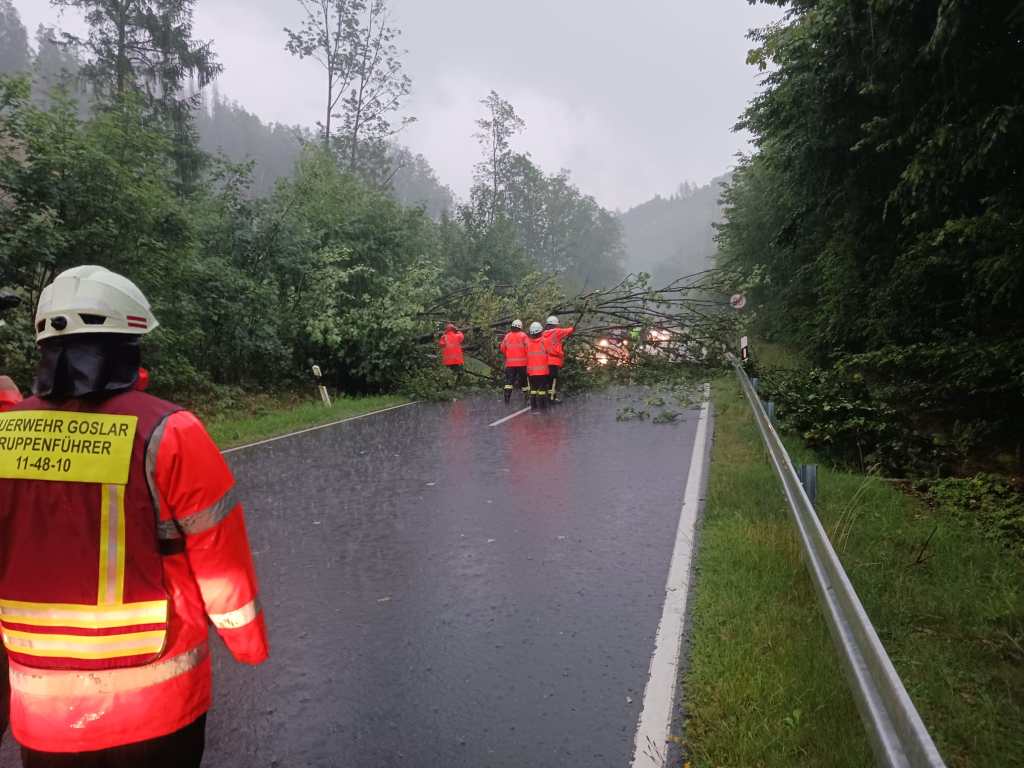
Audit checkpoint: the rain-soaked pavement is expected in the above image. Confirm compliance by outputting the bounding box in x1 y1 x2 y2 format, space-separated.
1 389 703 767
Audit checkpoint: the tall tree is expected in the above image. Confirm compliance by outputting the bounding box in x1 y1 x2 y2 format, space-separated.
52 0 222 190
53 0 221 109
0 0 31 75
284 0 362 149
335 0 412 177
472 90 524 225
285 0 412 176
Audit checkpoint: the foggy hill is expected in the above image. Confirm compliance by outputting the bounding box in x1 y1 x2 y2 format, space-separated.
195 91 454 217
618 174 730 285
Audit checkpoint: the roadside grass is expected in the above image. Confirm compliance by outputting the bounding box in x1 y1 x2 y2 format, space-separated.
206 394 408 449
682 374 1024 768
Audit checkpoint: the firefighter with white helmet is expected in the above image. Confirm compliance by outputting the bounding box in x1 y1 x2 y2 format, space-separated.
499 319 529 404
525 321 551 410
542 314 576 403
0 266 268 766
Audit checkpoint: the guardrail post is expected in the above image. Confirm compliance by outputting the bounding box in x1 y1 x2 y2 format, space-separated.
750 377 760 392
762 400 775 422
797 464 818 506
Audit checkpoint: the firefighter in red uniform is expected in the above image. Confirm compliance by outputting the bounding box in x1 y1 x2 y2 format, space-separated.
439 323 465 379
498 319 529 404
0 265 269 767
542 315 575 403
526 322 551 411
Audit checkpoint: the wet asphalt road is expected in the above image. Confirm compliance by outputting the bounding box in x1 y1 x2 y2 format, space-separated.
2 389 701 767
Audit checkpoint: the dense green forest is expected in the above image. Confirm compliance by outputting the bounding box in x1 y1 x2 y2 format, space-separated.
719 0 1024 476
0 0 628 403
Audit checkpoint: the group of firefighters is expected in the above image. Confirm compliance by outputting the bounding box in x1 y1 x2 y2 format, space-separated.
439 316 575 410
0 266 267 767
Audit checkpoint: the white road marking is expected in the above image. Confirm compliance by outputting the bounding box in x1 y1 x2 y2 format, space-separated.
630 383 713 768
221 401 418 455
488 406 532 428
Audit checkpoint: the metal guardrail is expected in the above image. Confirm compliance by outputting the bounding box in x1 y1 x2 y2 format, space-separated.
732 359 946 768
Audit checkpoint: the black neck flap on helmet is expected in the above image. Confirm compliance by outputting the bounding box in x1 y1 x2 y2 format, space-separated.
34 334 141 400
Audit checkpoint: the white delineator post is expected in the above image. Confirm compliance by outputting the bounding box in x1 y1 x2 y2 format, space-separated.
312 364 332 407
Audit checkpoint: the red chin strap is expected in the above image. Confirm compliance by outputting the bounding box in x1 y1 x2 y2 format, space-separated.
134 367 150 391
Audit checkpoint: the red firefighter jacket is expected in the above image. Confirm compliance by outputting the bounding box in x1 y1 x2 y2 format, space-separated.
499 330 529 368
542 327 575 366
0 390 268 753
439 330 465 366
526 337 551 377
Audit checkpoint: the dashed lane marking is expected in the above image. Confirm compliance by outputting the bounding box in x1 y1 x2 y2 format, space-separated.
488 406 532 428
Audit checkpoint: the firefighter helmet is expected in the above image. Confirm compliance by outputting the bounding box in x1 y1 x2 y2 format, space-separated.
529 321 543 336
35 265 159 342
512 319 523 329
546 315 559 326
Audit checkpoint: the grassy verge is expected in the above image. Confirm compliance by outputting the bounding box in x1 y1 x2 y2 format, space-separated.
206 394 408 450
682 373 1024 767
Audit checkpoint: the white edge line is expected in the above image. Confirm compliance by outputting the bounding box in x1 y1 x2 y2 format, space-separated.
630 383 713 768
488 406 532 428
220 401 419 455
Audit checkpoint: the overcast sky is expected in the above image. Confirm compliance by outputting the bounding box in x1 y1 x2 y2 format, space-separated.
13 0 782 211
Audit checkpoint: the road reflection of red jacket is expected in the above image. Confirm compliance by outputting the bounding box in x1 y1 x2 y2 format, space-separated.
439 329 465 366
542 327 575 366
499 330 529 368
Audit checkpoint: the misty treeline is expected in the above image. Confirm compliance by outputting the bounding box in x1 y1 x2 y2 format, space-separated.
0 0 633 404
718 0 1024 474
619 175 728 288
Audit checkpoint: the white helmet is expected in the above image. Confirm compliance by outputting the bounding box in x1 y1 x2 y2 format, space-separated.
35 265 159 342
546 315 559 326
529 321 543 335
512 319 523 329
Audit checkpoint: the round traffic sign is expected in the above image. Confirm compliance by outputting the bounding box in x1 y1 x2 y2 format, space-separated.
730 293 747 310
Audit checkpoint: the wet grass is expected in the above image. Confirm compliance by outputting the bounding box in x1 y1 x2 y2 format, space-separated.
206 394 408 450
681 373 1024 767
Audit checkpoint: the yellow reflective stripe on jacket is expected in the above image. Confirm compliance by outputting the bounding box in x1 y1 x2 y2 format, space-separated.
0 599 167 629
8 642 208 696
209 597 261 630
3 628 165 659
98 483 127 605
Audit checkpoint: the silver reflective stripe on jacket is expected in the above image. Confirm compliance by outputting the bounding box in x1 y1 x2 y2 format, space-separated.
209 597 261 630
8 642 209 696
155 487 238 541
144 413 172 522
146 413 238 541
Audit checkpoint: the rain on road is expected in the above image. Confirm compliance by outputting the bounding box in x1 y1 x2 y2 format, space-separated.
1 389 707 768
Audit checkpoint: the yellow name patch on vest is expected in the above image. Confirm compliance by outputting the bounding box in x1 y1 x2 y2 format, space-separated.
0 411 138 485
